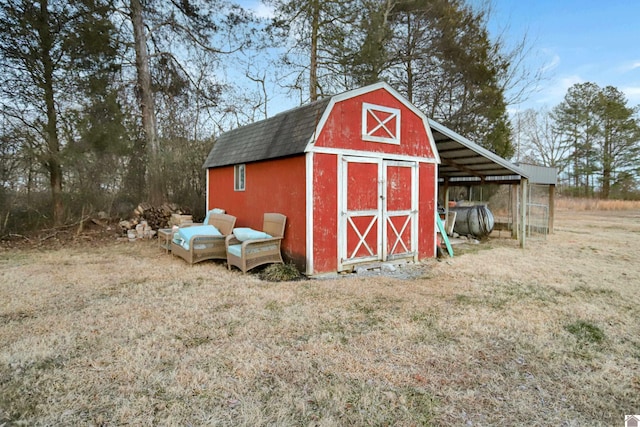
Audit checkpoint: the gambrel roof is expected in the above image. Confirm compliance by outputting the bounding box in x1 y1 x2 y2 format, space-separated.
203 82 440 169
203 97 331 168
203 82 533 184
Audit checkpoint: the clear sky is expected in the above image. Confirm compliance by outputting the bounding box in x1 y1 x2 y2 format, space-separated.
236 0 640 113
483 0 640 111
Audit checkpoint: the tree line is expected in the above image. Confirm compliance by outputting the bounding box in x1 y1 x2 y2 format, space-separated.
515 82 640 200
0 0 637 234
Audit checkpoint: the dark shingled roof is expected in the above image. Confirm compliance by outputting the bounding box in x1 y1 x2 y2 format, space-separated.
203 97 332 168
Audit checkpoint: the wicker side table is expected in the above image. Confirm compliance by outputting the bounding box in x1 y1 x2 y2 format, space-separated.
158 228 174 253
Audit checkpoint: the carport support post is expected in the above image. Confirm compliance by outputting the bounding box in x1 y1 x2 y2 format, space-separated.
520 178 528 248
510 184 518 239
548 184 555 234
443 178 450 224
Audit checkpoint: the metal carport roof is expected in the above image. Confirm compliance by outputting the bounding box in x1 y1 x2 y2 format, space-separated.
429 119 528 184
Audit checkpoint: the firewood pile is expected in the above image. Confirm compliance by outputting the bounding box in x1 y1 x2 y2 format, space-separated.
118 202 192 234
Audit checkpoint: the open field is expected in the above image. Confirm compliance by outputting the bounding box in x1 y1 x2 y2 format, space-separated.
1 209 639 426
555 197 640 211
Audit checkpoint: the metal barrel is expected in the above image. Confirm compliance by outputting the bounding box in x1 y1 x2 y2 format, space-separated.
450 205 494 238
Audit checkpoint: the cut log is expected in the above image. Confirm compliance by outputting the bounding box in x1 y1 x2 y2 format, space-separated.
169 214 193 227
125 202 192 232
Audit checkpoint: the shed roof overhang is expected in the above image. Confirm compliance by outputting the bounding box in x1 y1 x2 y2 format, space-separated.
429 119 528 185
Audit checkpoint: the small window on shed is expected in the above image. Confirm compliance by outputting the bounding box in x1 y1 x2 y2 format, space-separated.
234 164 245 191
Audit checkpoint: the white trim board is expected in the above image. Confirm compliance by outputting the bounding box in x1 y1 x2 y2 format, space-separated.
309 146 437 164
305 152 314 276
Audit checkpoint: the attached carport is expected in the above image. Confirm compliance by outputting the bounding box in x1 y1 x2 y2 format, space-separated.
429 119 555 248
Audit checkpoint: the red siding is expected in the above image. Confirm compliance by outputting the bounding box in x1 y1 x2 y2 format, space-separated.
316 88 435 159
207 156 307 268
206 86 438 275
311 153 338 274
418 162 437 259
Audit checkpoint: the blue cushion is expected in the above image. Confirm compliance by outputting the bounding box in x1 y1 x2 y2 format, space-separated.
233 227 272 242
174 225 220 250
227 244 242 257
203 208 225 225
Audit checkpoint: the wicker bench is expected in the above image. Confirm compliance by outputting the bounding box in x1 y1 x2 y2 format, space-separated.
225 213 286 273
171 213 236 265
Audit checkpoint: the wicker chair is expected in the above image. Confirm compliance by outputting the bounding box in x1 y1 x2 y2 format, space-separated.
225 213 287 273
171 213 236 265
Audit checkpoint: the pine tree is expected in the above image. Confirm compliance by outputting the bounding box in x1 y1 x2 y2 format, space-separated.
0 0 118 225
386 0 513 156
268 0 514 156
552 82 600 195
553 82 640 198
267 0 356 101
596 86 640 198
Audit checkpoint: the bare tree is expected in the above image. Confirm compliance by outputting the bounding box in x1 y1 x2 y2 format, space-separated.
119 0 253 204
514 108 570 171
267 0 356 102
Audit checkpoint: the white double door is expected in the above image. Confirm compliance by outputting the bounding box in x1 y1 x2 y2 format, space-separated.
338 156 418 270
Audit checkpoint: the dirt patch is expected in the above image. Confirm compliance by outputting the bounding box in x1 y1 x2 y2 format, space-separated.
1 210 639 425
0 218 125 251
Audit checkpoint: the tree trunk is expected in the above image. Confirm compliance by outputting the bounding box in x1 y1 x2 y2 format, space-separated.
602 125 611 199
130 0 164 205
309 0 319 101
38 0 64 226
572 133 579 191
405 14 413 103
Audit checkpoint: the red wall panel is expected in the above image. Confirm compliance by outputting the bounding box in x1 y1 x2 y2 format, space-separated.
207 156 307 268
311 153 338 274
418 162 437 259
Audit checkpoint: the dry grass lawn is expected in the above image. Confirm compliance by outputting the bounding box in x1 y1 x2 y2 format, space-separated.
1 209 639 426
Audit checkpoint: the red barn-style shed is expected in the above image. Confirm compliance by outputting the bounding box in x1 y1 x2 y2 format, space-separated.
203 82 440 275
